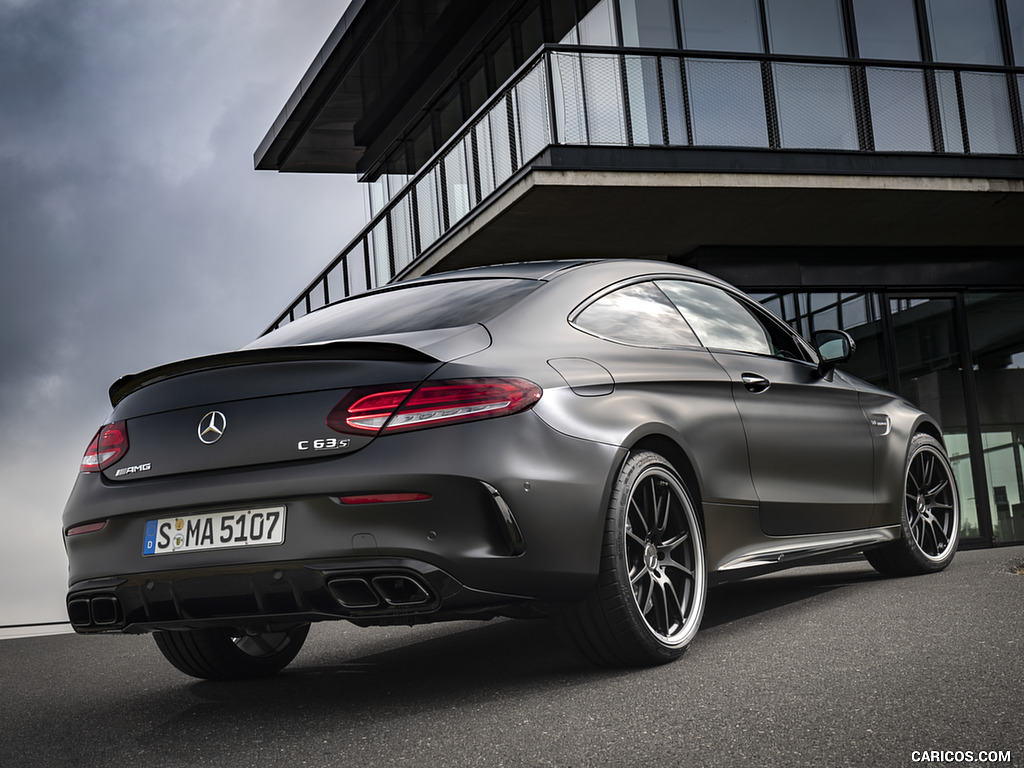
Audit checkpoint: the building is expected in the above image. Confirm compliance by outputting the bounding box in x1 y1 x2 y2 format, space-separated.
254 0 1024 548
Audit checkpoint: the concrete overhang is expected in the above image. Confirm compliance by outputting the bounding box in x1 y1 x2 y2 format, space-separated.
254 0 510 175
402 148 1024 283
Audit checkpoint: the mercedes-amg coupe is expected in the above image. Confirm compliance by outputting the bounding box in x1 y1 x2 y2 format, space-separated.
63 260 959 678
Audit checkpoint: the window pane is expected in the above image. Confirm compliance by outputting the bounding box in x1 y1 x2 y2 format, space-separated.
662 58 690 145
519 6 544 59
573 283 700 348
582 54 627 144
934 70 965 153
625 56 665 145
620 0 678 48
852 0 921 60
926 0 1003 65
866 67 934 152
443 143 472 226
515 59 551 161
687 58 770 147
579 0 619 45
658 281 771 355
551 52 587 143
677 0 763 53
1009 0 1024 66
764 0 846 57
961 71 1017 155
774 63 858 150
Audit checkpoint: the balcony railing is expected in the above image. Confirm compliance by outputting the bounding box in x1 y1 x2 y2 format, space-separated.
265 44 1024 334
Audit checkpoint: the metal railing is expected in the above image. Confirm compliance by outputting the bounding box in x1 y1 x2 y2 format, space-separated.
264 44 1024 333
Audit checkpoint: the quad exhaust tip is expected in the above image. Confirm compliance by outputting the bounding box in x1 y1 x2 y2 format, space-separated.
68 594 123 629
328 574 433 611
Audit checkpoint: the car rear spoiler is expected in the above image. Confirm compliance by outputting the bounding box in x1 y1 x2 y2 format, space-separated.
108 342 436 406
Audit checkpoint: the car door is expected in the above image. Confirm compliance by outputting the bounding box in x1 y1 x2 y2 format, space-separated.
657 279 876 536
568 280 757 509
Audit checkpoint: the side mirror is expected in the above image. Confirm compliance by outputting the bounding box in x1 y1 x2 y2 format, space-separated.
812 329 856 380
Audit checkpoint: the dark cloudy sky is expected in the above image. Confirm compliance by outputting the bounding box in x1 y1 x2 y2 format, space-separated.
0 0 359 625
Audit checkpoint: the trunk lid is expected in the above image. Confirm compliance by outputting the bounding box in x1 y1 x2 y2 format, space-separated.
102 328 488 481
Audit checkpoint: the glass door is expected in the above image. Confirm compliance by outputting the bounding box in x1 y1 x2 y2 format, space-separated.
964 293 1024 544
887 296 988 542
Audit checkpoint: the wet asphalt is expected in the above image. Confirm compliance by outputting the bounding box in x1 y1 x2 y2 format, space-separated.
1 545 1021 768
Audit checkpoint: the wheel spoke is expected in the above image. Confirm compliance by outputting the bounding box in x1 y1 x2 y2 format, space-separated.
629 498 650 537
662 560 694 579
662 531 690 553
907 507 921 528
907 465 922 493
661 577 683 630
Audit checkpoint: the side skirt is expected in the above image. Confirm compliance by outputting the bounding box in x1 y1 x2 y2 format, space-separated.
710 526 900 586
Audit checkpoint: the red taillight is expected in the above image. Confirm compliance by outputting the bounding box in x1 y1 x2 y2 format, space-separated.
327 377 541 436
81 421 128 472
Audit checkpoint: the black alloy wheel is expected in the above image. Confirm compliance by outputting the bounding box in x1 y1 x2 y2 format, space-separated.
558 451 706 666
866 433 960 577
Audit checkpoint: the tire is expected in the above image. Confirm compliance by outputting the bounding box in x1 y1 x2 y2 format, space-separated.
557 451 707 667
866 433 960 577
153 623 310 680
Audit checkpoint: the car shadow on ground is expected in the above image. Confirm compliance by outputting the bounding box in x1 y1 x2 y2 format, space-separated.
701 558 882 630
178 559 883 715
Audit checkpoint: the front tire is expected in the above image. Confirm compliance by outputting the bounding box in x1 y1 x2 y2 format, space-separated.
558 451 707 667
153 623 310 680
866 433 960 577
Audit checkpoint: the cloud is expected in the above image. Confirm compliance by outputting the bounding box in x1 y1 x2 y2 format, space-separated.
0 0 359 624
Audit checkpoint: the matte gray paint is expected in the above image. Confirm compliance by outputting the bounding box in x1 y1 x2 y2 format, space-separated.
63 260 940 633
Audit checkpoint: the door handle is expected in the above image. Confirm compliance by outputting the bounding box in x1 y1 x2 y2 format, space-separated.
741 373 771 394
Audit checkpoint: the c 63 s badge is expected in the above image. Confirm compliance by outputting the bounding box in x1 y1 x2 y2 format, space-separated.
297 438 351 452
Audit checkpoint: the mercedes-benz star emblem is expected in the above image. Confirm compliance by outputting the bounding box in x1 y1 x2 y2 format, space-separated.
198 411 227 444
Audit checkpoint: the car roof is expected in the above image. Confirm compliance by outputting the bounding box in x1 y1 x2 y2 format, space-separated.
397 260 594 283
399 259 722 287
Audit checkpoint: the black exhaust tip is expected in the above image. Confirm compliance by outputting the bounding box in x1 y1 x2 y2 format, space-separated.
67 599 92 628
90 595 121 625
372 575 431 606
328 578 381 609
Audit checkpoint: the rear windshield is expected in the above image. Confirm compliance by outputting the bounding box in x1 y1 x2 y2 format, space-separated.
249 279 540 347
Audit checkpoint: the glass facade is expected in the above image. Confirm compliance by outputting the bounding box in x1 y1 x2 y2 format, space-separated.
270 1 1024 551
364 0 1024 215
852 0 921 60
751 288 1024 545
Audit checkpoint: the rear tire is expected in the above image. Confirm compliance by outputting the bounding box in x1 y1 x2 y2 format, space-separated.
558 451 706 667
866 433 959 577
153 623 310 680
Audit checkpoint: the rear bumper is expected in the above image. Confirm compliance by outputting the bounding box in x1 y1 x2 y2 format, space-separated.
63 413 624 629
66 557 532 634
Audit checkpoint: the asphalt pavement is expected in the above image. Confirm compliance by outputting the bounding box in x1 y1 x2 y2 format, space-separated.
1 546 1022 768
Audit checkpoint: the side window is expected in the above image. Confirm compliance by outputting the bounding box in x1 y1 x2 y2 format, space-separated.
657 280 771 355
573 282 701 348
750 304 815 361
658 280 814 361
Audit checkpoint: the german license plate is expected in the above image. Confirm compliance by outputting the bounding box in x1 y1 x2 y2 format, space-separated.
142 506 286 556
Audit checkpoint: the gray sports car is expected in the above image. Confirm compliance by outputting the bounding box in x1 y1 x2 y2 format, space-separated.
63 260 959 678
